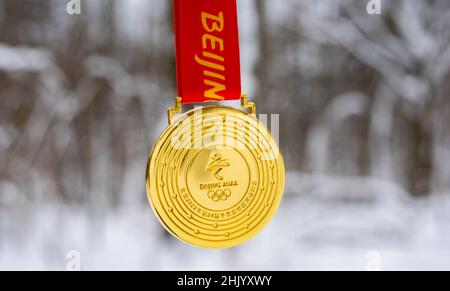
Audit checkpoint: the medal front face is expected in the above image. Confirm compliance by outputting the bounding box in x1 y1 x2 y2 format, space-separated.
146 106 285 249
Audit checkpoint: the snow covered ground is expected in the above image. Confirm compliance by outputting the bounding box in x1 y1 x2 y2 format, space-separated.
1 172 449 271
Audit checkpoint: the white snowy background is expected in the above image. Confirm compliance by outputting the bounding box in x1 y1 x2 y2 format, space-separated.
1 0 450 270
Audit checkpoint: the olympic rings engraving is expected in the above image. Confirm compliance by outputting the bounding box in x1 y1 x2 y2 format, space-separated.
208 188 232 202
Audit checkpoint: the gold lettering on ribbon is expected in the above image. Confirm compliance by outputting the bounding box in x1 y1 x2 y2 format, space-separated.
201 12 224 33
195 11 226 101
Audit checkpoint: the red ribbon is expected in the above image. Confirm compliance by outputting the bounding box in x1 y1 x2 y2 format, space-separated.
173 0 242 104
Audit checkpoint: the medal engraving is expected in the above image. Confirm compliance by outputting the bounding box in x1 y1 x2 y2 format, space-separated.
206 153 230 180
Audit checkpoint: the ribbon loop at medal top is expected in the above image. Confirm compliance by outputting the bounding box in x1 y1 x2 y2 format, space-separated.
174 0 242 104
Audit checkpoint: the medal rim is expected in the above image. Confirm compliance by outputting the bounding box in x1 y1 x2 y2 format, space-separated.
146 105 285 249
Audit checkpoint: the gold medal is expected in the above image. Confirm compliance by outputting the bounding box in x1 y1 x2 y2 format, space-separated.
146 95 285 248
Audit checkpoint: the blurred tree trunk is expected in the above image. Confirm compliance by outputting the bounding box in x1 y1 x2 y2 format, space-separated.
253 0 270 107
409 117 432 196
0 0 51 45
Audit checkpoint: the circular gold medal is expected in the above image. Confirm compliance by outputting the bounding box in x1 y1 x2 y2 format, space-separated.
146 104 285 249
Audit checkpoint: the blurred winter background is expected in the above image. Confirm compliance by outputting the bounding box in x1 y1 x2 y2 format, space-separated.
1 0 450 271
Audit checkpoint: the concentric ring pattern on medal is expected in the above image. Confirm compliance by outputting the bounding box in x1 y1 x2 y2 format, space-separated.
146 106 285 249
